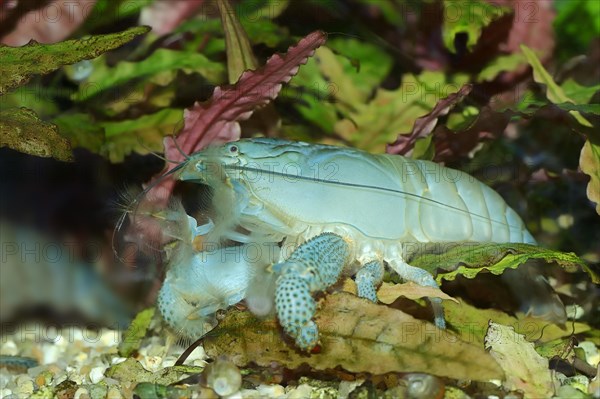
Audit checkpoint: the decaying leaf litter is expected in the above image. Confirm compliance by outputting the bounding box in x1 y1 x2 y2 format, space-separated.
1 0 599 398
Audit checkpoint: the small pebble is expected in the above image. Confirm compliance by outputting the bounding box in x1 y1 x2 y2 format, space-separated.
205 359 242 397
141 356 162 373
106 386 123 399
256 384 286 397
89 366 107 384
286 384 313 399
74 387 91 399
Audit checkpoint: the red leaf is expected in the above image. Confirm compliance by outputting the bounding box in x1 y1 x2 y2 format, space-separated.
387 85 472 156
1 0 97 46
139 0 205 36
164 30 327 166
144 30 326 207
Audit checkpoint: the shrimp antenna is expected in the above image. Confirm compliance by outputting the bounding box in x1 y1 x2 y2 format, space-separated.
171 135 191 161
134 134 181 164
112 161 190 263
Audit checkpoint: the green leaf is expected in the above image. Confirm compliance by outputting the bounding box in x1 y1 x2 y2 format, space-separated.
53 113 104 154
101 108 184 162
241 19 288 48
580 139 600 215
409 242 597 284
287 55 339 133
521 45 592 127
442 0 509 53
334 71 469 151
0 107 72 161
203 293 504 381
74 49 225 101
555 103 600 115
217 0 258 83
477 53 527 82
444 299 590 347
83 0 154 33
118 308 155 358
327 38 393 101
0 26 150 95
561 78 600 105
554 0 600 60
287 38 393 136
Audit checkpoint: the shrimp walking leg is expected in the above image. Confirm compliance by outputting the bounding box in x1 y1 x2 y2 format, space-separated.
274 233 350 351
355 260 384 302
387 259 446 329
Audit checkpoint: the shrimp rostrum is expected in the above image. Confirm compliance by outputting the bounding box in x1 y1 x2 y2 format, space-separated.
165 138 564 351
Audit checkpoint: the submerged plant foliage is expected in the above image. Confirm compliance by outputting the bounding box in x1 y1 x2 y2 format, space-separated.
1 0 599 398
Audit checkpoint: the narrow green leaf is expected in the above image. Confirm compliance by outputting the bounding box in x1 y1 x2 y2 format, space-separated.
477 53 527 82
560 79 600 104
445 299 590 347
580 139 600 215
0 107 72 161
101 108 183 163
0 26 150 95
555 103 600 115
118 308 155 358
53 113 104 154
521 45 592 127
74 49 225 101
217 0 258 83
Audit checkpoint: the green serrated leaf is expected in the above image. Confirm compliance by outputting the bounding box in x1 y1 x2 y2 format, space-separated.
241 19 288 48
334 71 468 151
118 308 155 358
0 107 72 161
561 79 600 105
580 139 600 215
444 299 590 346
477 53 527 82
53 113 104 153
555 103 600 115
101 108 183 162
74 49 224 101
327 38 393 101
409 242 597 284
521 45 593 127
0 26 150 95
442 0 509 53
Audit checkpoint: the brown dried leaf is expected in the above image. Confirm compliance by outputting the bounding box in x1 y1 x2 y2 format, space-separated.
377 282 458 305
203 293 503 381
485 321 554 398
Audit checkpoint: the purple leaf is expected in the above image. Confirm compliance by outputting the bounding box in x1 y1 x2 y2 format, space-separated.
387 84 472 156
